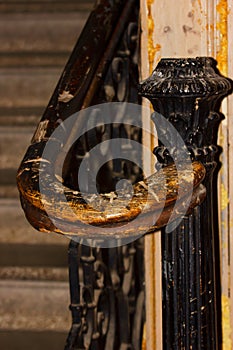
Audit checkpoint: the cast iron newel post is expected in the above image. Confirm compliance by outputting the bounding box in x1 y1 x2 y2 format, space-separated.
139 57 232 349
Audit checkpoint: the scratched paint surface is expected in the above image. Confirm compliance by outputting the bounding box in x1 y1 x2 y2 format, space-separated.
222 294 232 350
143 0 232 348
221 183 229 211
142 2 158 349
215 1 232 349
147 0 203 61
147 0 159 72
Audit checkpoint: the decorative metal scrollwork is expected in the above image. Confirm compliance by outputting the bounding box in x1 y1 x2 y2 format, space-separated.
65 238 145 350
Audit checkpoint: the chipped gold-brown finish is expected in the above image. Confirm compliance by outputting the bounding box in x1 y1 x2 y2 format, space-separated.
17 158 206 238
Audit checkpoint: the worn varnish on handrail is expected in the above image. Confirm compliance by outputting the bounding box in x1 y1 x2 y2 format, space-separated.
17 156 206 237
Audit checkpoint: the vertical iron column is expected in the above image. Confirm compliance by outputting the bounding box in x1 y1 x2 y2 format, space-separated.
139 58 232 349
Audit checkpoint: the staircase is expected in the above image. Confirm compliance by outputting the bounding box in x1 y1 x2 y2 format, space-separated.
0 1 93 349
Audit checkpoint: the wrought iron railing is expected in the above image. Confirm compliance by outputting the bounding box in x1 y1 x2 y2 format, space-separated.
16 0 232 349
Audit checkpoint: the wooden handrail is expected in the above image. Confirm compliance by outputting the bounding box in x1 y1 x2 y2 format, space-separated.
17 157 206 237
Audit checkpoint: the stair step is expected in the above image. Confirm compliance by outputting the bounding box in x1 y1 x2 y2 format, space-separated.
0 106 43 126
0 243 68 267
0 330 68 350
0 0 93 14
0 126 37 196
0 169 16 186
0 199 69 267
0 126 35 168
0 171 18 197
0 52 71 69
0 280 71 331
0 266 68 282
0 12 88 67
0 199 69 245
0 185 19 199
0 68 61 108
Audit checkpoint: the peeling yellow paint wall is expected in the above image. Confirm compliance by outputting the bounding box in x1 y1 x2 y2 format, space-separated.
146 0 203 60
222 294 232 350
141 1 163 349
221 183 229 211
228 0 233 348
147 0 159 73
215 1 232 349
216 0 229 75
141 323 147 350
141 0 233 349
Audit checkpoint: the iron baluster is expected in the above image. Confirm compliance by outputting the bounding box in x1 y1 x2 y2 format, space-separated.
139 57 232 349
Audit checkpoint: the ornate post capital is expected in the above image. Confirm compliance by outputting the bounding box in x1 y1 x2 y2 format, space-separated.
139 57 231 99
139 57 232 165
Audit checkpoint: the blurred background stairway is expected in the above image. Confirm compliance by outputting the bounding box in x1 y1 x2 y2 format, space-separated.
0 1 93 349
